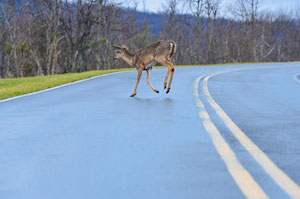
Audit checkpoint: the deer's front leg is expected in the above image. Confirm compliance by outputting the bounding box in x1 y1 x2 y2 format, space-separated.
130 68 143 97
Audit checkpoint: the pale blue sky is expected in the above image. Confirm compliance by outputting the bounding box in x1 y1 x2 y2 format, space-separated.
126 0 300 13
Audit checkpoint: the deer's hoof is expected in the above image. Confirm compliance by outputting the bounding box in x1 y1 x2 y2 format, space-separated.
164 85 167 89
166 88 170 94
154 89 159 94
130 93 136 97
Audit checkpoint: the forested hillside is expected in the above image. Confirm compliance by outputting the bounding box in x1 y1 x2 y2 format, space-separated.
0 0 299 78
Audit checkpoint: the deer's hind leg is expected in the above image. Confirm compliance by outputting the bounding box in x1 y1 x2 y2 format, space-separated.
156 57 175 94
166 63 175 94
146 68 159 94
163 68 170 89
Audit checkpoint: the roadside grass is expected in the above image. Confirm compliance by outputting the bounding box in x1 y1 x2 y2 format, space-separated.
0 62 274 100
0 68 135 100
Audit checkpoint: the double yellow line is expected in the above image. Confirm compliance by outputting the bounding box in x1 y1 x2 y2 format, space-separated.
194 69 300 198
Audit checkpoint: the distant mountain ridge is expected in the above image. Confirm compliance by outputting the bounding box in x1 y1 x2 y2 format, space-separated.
135 11 164 34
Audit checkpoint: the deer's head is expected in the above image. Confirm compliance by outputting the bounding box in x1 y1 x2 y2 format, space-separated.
112 45 129 60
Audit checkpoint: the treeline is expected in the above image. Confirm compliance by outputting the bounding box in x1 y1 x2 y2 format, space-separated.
0 0 299 78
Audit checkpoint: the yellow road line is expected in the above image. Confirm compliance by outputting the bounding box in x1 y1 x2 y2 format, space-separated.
203 71 300 198
194 76 268 199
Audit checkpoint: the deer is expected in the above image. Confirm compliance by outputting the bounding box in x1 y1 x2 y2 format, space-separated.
113 40 176 97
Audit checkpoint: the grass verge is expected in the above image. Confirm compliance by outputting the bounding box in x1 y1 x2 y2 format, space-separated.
0 68 135 100
0 62 274 100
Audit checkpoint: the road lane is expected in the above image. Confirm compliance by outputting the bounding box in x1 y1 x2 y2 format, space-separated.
1 63 300 198
194 76 268 199
204 63 300 198
0 66 245 199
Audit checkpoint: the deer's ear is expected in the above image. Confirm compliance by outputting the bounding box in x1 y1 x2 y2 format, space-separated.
112 45 121 49
121 45 129 51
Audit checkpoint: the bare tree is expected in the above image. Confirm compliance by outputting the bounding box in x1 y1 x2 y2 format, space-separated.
0 0 299 78
38 0 65 75
0 0 21 77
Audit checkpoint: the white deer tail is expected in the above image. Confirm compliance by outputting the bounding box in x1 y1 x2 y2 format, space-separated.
168 41 176 60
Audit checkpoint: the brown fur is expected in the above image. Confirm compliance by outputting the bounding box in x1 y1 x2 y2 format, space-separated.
113 40 176 97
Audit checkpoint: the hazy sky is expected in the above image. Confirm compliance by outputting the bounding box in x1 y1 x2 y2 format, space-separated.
127 0 300 13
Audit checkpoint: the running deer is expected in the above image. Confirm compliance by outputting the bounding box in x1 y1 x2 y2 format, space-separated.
113 40 176 97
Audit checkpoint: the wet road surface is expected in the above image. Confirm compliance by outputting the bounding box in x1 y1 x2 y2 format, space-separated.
0 63 300 198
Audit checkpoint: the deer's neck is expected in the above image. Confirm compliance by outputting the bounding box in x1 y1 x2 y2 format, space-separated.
121 50 135 66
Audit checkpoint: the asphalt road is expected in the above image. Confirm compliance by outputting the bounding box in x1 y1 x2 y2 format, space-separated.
0 63 300 199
